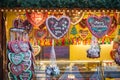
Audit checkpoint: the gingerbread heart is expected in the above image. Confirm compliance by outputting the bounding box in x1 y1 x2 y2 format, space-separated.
107 16 117 35
8 52 24 65
22 61 32 71
68 12 84 25
10 63 24 76
18 41 29 52
23 50 32 61
32 45 41 56
79 29 89 40
35 29 47 40
26 12 47 27
11 41 21 53
19 70 32 80
46 16 70 39
8 72 18 80
87 15 111 38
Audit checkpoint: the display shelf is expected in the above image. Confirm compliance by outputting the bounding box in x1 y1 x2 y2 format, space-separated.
102 60 120 78
34 60 103 79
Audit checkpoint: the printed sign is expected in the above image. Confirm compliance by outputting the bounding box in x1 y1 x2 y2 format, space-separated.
87 15 111 38
46 16 70 39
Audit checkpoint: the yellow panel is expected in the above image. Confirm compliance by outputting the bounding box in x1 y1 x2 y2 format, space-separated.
70 44 113 61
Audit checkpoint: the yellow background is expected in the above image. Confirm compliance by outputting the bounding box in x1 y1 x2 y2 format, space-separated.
5 12 117 61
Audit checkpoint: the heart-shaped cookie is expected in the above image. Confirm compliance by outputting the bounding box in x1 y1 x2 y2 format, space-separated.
32 45 41 56
8 52 24 65
26 12 47 27
107 16 117 35
79 19 87 28
22 61 32 71
19 41 29 52
11 41 21 53
8 72 18 80
10 63 24 76
22 20 33 33
23 50 31 61
68 12 84 25
19 70 32 80
79 29 89 40
46 16 70 39
87 15 111 38
35 29 47 40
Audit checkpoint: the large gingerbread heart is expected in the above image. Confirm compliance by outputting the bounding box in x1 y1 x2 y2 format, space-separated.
8 52 24 65
79 29 89 40
46 16 70 39
10 63 24 76
19 70 32 80
87 15 111 38
26 12 47 27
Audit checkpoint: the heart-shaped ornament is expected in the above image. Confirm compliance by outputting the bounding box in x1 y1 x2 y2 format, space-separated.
10 63 24 76
22 61 32 71
79 19 87 28
8 52 24 65
35 29 47 40
19 41 29 52
22 20 33 33
32 45 41 56
8 72 18 80
26 12 47 28
8 41 12 52
46 16 70 39
23 50 32 61
87 15 111 38
13 18 23 28
107 16 117 35
69 12 84 25
19 70 32 80
79 29 89 40
11 41 21 53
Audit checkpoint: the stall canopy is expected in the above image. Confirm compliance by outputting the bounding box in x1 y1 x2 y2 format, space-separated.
0 0 120 9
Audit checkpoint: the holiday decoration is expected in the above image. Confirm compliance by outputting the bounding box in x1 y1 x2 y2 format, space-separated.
22 20 33 33
107 16 117 35
68 12 84 25
87 15 111 38
34 29 47 40
45 39 60 77
46 16 70 39
70 25 77 35
7 28 34 80
32 45 41 56
26 12 48 28
87 36 100 58
79 18 87 28
79 29 89 40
